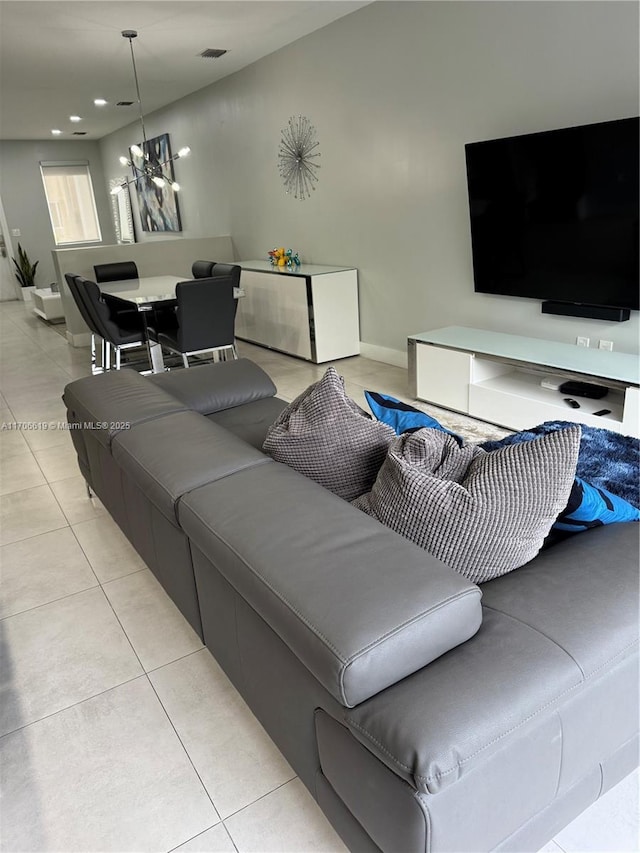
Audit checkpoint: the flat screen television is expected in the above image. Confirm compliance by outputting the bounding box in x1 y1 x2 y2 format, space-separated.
465 117 639 319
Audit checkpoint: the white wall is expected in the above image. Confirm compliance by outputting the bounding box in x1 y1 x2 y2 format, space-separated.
97 1 639 359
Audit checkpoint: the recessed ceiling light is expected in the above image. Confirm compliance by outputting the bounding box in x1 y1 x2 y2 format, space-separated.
51 129 62 135
94 98 108 106
70 116 82 123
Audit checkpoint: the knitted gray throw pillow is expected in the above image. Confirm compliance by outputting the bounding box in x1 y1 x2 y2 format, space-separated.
353 425 581 583
263 367 395 501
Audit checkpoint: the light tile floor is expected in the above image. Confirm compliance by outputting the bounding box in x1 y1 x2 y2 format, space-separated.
0 299 638 852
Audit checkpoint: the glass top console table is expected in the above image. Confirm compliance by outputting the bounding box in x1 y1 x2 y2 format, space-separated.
408 326 639 437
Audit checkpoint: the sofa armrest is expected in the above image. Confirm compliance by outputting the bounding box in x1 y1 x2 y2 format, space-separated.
149 358 277 415
180 461 483 708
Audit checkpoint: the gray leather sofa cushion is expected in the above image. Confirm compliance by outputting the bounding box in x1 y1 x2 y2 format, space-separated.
480 522 640 677
112 411 271 524
207 397 288 450
179 460 482 708
63 369 187 448
149 358 277 414
346 607 582 794
345 523 639 796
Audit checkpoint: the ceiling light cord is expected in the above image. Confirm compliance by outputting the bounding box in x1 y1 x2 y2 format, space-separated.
125 32 148 148
112 30 190 196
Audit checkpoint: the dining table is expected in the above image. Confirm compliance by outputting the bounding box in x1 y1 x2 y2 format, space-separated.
98 274 244 373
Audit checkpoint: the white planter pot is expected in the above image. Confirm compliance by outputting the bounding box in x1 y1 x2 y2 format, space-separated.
21 286 36 301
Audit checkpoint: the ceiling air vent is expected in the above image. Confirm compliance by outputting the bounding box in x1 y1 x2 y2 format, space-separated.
116 101 135 107
72 131 87 135
199 48 227 59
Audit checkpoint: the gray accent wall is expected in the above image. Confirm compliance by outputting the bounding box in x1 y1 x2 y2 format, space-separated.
100 1 639 360
0 140 115 288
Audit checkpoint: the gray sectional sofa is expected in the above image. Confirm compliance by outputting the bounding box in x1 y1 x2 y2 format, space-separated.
62 359 639 853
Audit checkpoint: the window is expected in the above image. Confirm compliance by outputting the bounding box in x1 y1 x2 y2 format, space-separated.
40 161 102 245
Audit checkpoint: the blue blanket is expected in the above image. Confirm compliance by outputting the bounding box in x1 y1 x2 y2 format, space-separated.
480 421 640 509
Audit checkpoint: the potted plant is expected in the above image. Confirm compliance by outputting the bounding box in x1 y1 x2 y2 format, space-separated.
12 243 39 300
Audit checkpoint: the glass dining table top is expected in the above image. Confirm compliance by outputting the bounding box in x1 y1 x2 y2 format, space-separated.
99 275 243 309
98 275 186 309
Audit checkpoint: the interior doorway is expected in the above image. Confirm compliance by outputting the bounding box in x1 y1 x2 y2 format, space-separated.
0 195 19 301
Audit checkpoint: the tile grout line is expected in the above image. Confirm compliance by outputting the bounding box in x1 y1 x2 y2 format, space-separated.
221 775 299 823
0 520 68 549
144 668 224 821
0 672 146 742
165 821 239 853
95 565 226 824
0 578 101 623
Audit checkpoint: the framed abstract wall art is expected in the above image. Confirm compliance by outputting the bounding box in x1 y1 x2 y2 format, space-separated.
130 133 182 232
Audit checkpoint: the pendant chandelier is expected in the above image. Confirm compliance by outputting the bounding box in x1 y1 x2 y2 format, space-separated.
111 30 190 196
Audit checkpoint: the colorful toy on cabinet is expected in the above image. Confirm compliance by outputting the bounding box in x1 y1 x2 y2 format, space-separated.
268 247 301 269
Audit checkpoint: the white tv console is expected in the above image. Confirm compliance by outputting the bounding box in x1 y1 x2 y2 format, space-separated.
408 327 639 438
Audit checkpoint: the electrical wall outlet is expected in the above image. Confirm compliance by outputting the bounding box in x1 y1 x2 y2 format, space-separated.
598 340 614 351
576 336 590 347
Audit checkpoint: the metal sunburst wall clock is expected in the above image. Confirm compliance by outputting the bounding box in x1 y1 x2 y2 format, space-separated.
278 115 321 200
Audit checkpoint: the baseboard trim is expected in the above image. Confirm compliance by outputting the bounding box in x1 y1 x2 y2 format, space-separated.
66 330 92 348
359 342 407 368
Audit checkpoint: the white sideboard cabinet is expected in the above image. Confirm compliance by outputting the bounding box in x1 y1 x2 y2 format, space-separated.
235 261 359 363
408 327 639 438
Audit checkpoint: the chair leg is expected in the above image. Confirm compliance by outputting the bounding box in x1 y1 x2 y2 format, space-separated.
182 354 190 368
115 347 121 370
91 334 103 375
148 341 166 374
93 337 104 374
209 345 237 363
102 340 112 371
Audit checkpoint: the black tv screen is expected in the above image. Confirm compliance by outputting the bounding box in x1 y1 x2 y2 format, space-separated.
465 117 639 311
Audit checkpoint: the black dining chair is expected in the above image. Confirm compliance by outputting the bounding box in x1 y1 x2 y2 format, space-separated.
212 263 241 316
93 261 139 283
191 260 215 279
147 275 237 368
75 277 149 371
191 261 241 314
65 273 105 374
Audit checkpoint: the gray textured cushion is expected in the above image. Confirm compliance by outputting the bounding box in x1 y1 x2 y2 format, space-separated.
263 367 395 501
353 426 581 583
